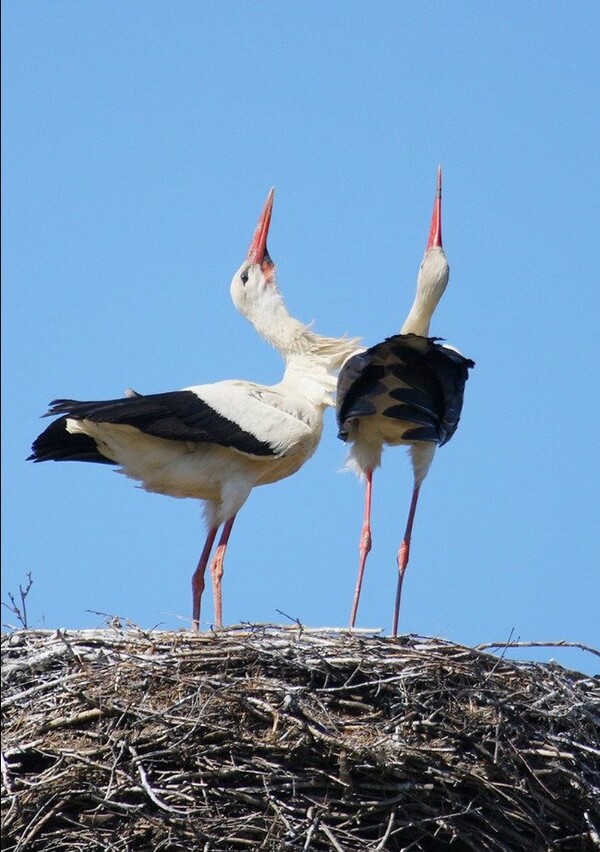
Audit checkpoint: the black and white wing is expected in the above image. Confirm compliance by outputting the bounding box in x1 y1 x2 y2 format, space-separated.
29 381 316 464
337 333 474 447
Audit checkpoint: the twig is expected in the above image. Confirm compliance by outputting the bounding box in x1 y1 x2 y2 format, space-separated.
374 809 396 850
2 572 33 629
475 639 600 658
302 806 320 849
320 822 347 851
128 745 180 814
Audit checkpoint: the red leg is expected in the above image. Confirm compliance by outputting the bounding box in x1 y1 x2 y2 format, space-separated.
191 526 218 631
210 515 236 628
349 469 373 629
392 484 421 637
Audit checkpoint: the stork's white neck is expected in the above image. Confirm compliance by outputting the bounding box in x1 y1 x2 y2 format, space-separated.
246 289 360 406
231 260 361 405
400 247 449 337
281 334 362 406
243 290 306 354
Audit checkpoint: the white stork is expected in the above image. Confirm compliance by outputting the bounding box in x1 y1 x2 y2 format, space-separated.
336 168 474 635
29 189 361 630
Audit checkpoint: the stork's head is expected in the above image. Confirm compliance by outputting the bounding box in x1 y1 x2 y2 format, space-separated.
402 167 450 336
230 188 280 317
418 165 449 296
231 187 362 368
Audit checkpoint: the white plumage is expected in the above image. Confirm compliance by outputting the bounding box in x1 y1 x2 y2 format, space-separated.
30 189 361 629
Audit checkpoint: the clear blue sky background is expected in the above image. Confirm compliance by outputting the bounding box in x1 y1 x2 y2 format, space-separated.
3 2 599 675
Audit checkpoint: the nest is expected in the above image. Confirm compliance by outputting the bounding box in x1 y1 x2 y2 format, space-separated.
2 626 599 851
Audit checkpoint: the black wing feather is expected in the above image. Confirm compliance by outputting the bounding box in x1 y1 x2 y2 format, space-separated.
28 416 117 464
337 333 474 447
29 390 276 464
336 356 387 439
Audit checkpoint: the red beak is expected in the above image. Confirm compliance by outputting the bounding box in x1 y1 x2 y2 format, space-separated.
426 166 443 250
247 188 275 274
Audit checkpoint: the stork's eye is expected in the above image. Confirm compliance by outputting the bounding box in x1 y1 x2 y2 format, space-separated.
240 270 249 285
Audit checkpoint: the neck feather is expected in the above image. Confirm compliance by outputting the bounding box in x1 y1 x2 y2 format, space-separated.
248 291 360 365
245 285 362 405
400 247 449 337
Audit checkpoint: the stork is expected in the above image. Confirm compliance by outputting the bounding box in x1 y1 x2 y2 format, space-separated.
29 189 361 630
336 168 474 635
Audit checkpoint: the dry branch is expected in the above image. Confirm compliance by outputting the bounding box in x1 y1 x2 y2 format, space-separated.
2 626 599 851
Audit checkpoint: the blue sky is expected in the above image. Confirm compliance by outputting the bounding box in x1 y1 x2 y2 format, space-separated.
3 2 599 675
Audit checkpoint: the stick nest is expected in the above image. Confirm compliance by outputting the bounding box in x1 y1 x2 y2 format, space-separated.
2 626 599 851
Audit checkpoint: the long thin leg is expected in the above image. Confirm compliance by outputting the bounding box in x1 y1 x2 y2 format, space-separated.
392 484 421 637
349 468 373 629
210 515 237 628
191 526 219 631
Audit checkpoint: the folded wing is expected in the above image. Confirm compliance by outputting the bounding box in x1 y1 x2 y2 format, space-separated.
337 333 474 447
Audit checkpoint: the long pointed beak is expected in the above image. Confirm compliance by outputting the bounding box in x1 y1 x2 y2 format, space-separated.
247 188 275 273
426 166 443 250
